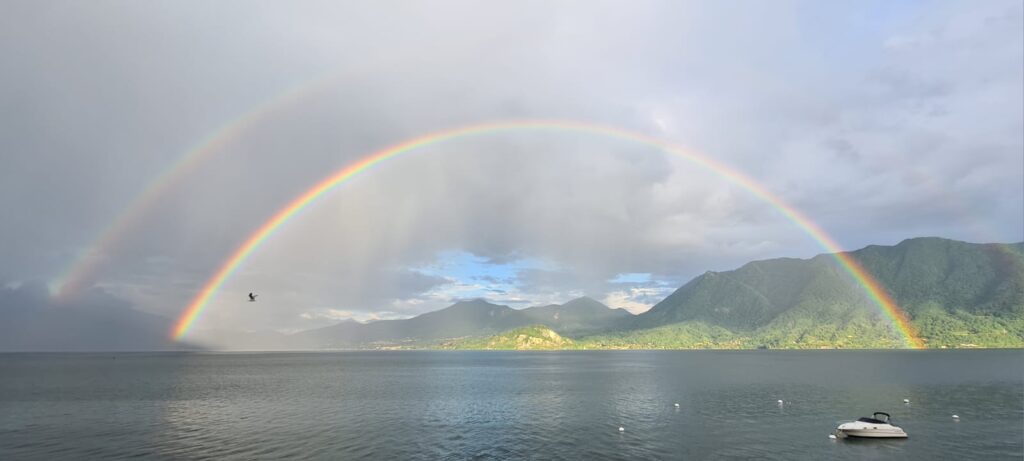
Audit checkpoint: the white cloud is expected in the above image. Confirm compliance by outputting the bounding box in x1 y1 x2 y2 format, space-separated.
603 286 674 314
300 308 411 324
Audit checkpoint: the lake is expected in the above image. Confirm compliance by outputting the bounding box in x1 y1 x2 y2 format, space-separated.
1 350 1021 459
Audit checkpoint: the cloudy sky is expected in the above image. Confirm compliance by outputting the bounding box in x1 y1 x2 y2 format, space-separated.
2 0 1021 335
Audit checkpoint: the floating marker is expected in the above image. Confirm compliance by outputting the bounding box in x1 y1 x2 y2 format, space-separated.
952 415 960 420
618 427 625 432
828 434 837 440
674 403 680 408
777 400 784 404
903 399 910 404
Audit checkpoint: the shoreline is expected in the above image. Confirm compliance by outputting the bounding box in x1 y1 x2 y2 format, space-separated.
3 347 1023 353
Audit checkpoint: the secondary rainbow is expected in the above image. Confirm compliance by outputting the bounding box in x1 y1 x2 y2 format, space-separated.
171 120 924 348
51 69 353 302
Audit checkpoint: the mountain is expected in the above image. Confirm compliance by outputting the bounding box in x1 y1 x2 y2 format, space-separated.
634 256 841 331
630 237 1024 348
520 296 633 335
290 297 631 349
852 238 1023 317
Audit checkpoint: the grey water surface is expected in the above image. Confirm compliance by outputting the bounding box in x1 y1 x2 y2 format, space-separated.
1 350 1021 460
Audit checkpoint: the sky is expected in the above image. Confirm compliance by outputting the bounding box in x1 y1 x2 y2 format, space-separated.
1 0 1021 336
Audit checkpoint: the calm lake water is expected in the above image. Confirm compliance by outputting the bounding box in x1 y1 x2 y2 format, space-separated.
1 350 1021 460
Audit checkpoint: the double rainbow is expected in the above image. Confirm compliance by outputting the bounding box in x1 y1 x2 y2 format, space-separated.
170 120 923 348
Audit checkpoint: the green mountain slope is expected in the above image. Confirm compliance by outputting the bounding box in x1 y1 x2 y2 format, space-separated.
442 325 574 350
629 237 1024 348
853 238 1024 317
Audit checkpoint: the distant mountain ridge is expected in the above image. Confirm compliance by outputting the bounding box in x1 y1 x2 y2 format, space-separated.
291 296 632 348
520 296 633 335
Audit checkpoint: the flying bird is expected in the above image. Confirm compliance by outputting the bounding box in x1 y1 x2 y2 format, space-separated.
248 292 258 302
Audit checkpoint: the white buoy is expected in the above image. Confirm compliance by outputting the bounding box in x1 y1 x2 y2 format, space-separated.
828 434 837 440
952 415 960 420
903 399 910 404
777 399 784 404
674 403 680 408
618 427 625 432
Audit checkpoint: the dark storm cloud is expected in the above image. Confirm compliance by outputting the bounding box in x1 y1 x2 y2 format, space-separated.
0 281 178 350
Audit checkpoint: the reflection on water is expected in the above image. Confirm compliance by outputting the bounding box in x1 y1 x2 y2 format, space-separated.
1 350 1021 459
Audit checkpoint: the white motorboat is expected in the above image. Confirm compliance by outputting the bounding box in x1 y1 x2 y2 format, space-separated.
835 412 908 438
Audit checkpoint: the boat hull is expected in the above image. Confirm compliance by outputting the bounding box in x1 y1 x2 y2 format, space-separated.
836 421 907 438
837 429 908 438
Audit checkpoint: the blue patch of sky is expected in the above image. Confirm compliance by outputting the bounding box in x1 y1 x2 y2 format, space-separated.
417 250 549 281
608 272 652 284
608 272 681 288
413 250 553 302
413 252 685 307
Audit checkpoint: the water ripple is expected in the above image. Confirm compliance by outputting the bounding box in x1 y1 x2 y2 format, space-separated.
0 350 1021 459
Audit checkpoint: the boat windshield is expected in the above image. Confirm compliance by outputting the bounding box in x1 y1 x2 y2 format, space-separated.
856 417 887 424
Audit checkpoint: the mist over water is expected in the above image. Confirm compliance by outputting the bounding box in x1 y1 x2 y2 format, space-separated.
2 350 1020 460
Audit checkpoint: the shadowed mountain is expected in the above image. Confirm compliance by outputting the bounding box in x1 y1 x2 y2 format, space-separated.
0 283 195 351
520 296 633 335
291 299 528 348
290 297 631 349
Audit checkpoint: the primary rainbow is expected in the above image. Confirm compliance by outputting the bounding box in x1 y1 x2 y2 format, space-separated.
171 120 924 348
